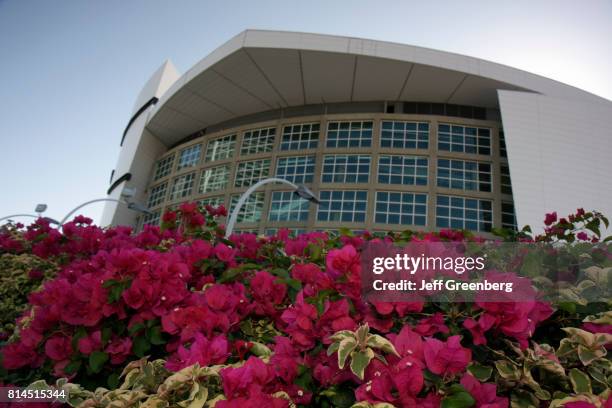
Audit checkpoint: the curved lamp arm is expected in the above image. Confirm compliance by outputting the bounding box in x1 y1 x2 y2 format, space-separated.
60 198 124 225
225 178 298 238
0 214 60 225
0 214 39 223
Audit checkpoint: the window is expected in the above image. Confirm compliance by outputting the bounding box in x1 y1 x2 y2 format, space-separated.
177 145 201 169
235 159 270 187
375 192 427 226
500 164 513 195
326 121 373 148
436 195 492 232
380 121 429 149
233 229 259 234
502 202 517 230
141 210 161 228
321 155 370 183
317 191 367 222
153 155 174 180
198 196 224 209
241 127 276 155
147 183 167 208
199 165 230 194
205 134 236 162
276 156 315 183
437 159 491 192
281 123 319 150
438 124 491 155
499 130 507 158
378 155 428 186
169 173 195 200
229 192 264 223
268 191 310 222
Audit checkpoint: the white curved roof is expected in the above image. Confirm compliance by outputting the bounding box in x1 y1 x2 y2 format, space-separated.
146 29 609 146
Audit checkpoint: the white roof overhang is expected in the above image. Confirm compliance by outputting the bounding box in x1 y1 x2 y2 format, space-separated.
146 30 608 146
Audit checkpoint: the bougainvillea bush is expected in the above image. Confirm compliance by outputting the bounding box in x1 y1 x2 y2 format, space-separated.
0 205 610 408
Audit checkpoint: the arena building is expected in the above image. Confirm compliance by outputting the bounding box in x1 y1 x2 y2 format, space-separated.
101 30 612 234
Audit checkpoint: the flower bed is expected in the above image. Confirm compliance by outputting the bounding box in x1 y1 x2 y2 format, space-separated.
0 206 610 407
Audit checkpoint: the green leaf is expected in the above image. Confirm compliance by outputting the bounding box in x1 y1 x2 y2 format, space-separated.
132 336 151 358
569 369 592 393
271 268 290 279
101 327 112 346
64 359 81 375
366 334 399 357
585 220 601 238
306 243 322 262
577 345 602 366
330 330 355 342
88 351 109 374
339 228 354 237
495 360 521 381
240 320 254 336
147 326 165 345
442 385 475 408
107 372 120 389
71 327 87 350
337 338 357 369
327 342 340 356
350 349 374 380
467 363 493 381
557 302 577 314
355 324 370 344
128 322 145 335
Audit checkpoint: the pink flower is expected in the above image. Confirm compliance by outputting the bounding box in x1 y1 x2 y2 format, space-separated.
388 325 424 363
325 245 360 279
372 301 424 317
280 293 318 350
544 212 558 226
460 373 508 407
44 335 72 361
423 335 471 376
414 313 449 336
105 337 132 365
463 314 497 345
206 204 228 217
179 202 198 214
214 243 238 267
291 263 333 296
220 356 275 399
577 231 589 241
250 271 287 312
77 330 102 355
270 336 301 383
166 334 229 371
317 299 357 342
1 342 40 369
162 211 177 223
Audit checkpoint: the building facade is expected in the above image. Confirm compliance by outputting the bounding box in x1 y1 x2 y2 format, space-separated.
101 30 612 234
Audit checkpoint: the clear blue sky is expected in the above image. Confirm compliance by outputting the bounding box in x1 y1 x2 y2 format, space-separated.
1 0 611 224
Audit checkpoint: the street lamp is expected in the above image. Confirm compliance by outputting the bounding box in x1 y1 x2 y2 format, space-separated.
224 177 320 238
0 204 60 226
0 214 60 225
59 190 152 226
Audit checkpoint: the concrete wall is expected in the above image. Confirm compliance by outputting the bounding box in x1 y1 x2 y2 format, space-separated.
499 90 612 233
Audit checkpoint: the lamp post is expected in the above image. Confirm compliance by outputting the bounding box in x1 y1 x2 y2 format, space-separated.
0 204 60 226
0 214 60 225
224 177 320 238
60 198 152 226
